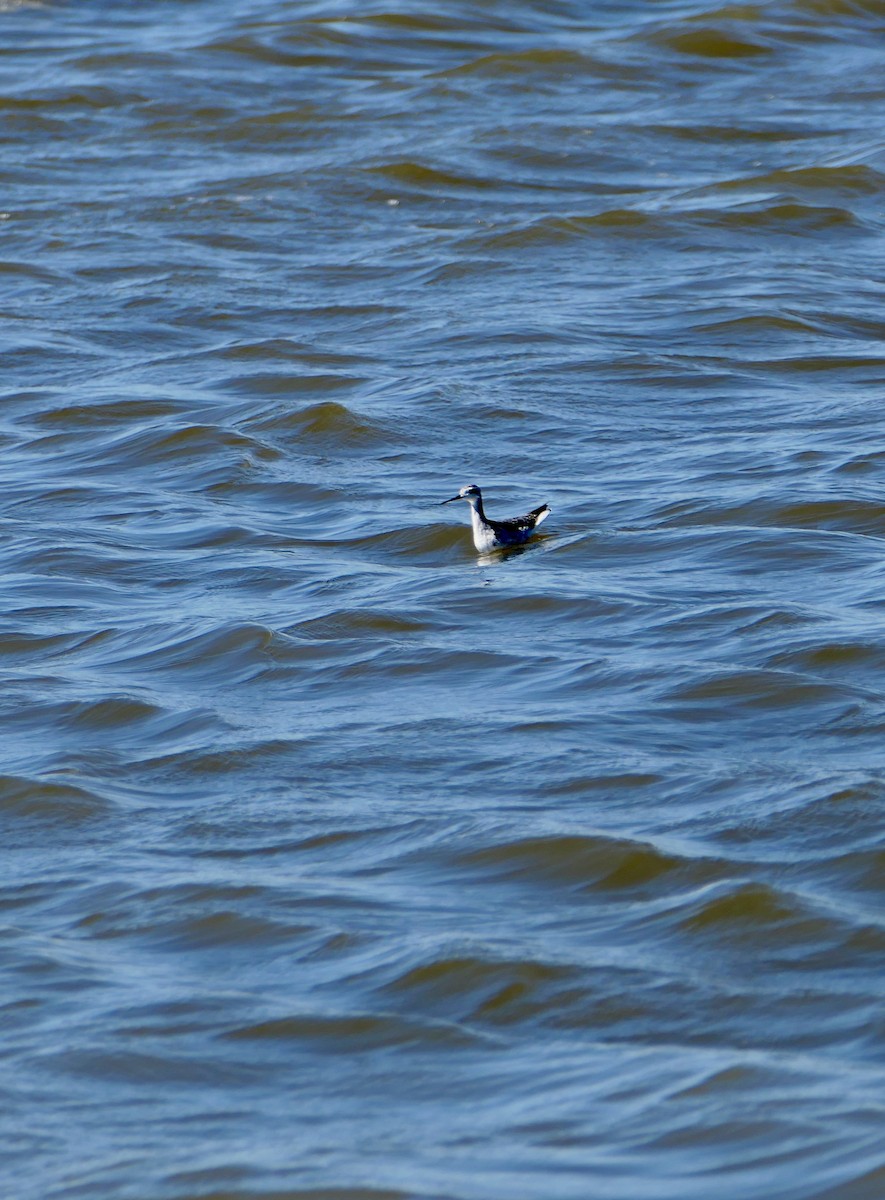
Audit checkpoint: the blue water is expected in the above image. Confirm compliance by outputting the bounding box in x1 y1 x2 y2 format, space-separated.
2 1 885 1198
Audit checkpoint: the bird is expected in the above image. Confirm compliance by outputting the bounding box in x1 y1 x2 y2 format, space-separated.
441 483 550 552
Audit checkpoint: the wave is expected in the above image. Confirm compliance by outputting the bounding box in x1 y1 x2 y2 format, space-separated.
666 667 856 713
381 954 579 1023
656 496 885 534
439 48 616 79
0 773 111 824
222 1010 480 1050
648 28 773 59
456 832 722 894
246 400 392 450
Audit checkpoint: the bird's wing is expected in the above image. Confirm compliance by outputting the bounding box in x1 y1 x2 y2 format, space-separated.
508 503 550 530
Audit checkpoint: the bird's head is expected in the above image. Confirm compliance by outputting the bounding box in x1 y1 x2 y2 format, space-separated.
441 483 482 505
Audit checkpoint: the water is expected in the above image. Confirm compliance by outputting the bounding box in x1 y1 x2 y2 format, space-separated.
3 1 885 1197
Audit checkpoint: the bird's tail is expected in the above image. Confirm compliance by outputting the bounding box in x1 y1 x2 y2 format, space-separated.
531 504 551 526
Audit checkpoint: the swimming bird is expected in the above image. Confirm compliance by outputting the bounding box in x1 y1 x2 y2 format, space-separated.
441 483 550 552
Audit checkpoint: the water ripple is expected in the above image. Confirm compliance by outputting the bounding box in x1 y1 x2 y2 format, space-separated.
3 0 885 1197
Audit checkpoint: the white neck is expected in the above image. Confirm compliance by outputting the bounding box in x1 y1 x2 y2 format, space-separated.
469 501 496 551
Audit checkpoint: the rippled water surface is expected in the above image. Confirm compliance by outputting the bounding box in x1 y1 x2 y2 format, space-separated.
4 1 885 1197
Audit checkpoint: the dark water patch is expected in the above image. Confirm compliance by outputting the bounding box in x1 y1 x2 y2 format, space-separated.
0 627 94 661
448 591 619 626
293 609 437 641
172 822 400 863
438 47 614 80
217 339 373 369
264 302 404 332
766 640 885 674
70 881 311 950
6 487 139 525
752 353 885 376
92 622 282 683
2 693 218 759
13 425 279 489
671 1061 813 1100
656 495 885 536
364 160 496 195
808 0 885 14
461 208 660 251
0 774 111 824
0 258 68 284
3 342 101 382
201 24 409 77
222 1011 479 1051
835 448 885 474
124 521 282 552
0 879 65 914
180 107 350 150
67 50 187 74
224 374 367 399
293 522 470 566
691 312 821 337
647 120 824 144
717 777 885 864
690 200 858 234
346 645 532 685
106 422 281 471
812 1167 885 1200
29 397 187 429
47 1047 256 1089
824 847 885 896
675 879 884 967
245 400 392 452
112 908 311 952
665 667 857 717
417 256 513 286
457 833 722 896
656 602 814 643
142 738 301 781
379 950 882 1052
0 84 146 111
346 9 526 38
168 1187 408 1200
766 498 885 534
382 955 580 1027
109 994 237 1034
718 162 885 198
16 626 130 667
60 696 166 731
541 770 667 797
647 27 774 59
4 904 111 972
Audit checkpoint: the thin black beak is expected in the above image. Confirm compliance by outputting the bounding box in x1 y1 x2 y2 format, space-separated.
441 495 461 505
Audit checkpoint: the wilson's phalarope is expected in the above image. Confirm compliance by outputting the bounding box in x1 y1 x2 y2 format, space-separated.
441 483 550 552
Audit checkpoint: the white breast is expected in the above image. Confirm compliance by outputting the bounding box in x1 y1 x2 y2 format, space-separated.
471 508 499 552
